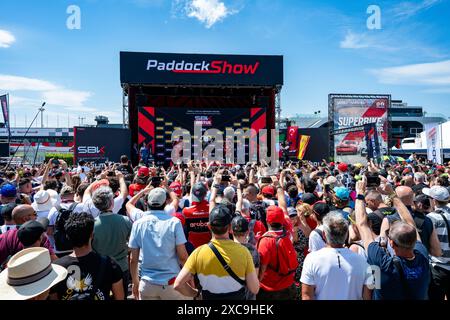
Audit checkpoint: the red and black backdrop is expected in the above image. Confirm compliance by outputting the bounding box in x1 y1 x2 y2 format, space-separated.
121 52 283 165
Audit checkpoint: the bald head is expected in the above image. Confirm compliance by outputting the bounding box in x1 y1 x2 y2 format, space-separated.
12 204 36 225
396 186 414 206
402 176 414 187
389 221 417 250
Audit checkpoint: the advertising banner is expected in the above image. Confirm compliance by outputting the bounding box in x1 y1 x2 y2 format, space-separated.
297 135 311 160
330 94 390 164
426 126 442 164
74 127 131 163
120 52 283 86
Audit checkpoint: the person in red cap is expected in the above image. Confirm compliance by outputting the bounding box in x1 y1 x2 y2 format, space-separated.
128 167 150 197
337 162 353 189
261 185 278 207
256 205 298 300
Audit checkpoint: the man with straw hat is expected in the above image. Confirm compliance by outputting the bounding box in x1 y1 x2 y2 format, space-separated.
0 247 67 300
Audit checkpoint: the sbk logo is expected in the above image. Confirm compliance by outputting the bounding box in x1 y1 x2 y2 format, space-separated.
146 59 260 75
77 146 105 154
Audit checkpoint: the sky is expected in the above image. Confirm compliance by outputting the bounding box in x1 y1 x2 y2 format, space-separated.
1 0 450 127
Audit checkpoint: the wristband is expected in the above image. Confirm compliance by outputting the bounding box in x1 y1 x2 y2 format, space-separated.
356 194 365 201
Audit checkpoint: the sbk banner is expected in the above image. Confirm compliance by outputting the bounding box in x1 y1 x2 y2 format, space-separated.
297 135 311 160
0 94 11 139
287 126 299 153
364 123 381 162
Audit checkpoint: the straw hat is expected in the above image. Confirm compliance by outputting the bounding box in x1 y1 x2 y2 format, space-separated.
0 247 67 300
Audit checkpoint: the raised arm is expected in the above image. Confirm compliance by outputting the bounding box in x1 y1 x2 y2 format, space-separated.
355 179 376 251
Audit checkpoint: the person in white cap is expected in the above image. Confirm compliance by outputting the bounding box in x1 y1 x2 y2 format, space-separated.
129 188 189 300
0 247 67 300
423 186 450 300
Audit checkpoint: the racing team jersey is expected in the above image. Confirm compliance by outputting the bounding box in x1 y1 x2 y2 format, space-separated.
182 200 211 248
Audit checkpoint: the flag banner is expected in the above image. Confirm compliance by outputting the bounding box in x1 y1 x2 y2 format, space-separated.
287 126 299 153
427 126 442 164
0 94 10 139
297 135 311 160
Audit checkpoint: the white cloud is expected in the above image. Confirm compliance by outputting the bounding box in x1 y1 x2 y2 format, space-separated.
42 90 92 108
370 59 450 85
392 0 441 18
8 95 40 108
182 0 237 28
0 74 58 91
340 31 369 49
0 29 15 48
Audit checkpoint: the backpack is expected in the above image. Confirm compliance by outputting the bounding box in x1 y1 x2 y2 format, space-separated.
54 202 78 252
250 201 267 228
257 229 298 276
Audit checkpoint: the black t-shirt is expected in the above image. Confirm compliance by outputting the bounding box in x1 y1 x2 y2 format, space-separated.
51 251 123 300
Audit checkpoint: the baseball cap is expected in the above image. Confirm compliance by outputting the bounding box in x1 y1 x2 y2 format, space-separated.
231 215 249 233
17 220 46 247
147 187 167 207
312 201 330 219
0 184 17 198
329 162 335 167
423 186 449 202
338 163 348 172
287 207 297 218
169 181 182 197
192 182 207 202
262 185 275 196
209 205 232 228
138 167 150 177
367 212 383 235
333 187 350 201
302 193 318 205
266 205 285 225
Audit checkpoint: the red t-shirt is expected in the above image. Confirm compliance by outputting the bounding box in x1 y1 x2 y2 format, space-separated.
182 200 210 248
243 215 267 240
257 230 295 291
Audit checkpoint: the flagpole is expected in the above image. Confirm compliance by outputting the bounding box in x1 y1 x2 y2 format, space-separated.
6 94 11 147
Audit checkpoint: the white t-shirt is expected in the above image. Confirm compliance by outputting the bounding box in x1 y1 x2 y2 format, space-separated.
47 202 84 226
300 247 372 300
36 210 51 220
128 204 176 223
81 195 125 218
309 225 326 252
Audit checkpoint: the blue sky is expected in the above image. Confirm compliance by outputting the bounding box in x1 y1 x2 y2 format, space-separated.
1 0 450 127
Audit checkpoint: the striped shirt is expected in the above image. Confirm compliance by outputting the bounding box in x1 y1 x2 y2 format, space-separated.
428 206 450 271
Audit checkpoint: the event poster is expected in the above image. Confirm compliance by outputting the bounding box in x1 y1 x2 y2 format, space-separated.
331 95 389 164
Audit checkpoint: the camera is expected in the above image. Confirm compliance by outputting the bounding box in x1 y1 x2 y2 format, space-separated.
221 175 231 182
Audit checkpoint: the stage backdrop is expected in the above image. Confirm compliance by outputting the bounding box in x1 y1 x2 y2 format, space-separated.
329 94 390 164
74 127 131 164
138 107 266 166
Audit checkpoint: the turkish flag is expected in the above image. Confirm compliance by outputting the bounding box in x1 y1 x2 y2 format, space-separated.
287 126 299 152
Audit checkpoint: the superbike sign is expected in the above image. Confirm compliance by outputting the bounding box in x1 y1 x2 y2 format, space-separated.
77 146 105 155
120 52 283 86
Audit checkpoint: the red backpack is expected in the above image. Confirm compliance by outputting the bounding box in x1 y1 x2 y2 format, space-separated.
257 229 299 276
